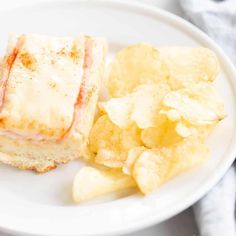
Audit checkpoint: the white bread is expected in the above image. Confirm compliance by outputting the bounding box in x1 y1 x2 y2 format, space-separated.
0 34 107 172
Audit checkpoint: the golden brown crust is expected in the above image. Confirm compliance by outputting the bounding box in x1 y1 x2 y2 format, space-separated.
0 157 73 173
18 164 57 173
1 160 56 173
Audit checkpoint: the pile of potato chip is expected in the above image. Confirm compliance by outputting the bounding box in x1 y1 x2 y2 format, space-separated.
73 43 225 203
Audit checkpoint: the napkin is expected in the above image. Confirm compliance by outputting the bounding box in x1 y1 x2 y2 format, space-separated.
179 0 236 235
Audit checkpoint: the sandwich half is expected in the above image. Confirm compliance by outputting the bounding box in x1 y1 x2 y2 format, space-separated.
0 34 107 172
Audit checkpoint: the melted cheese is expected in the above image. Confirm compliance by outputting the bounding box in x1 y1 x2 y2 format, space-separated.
0 34 85 139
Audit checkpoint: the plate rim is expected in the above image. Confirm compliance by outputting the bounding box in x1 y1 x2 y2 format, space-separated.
0 0 236 235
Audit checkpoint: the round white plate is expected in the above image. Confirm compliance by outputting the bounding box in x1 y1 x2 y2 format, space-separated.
0 1 235 236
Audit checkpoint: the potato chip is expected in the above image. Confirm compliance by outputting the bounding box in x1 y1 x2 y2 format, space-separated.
162 137 209 180
196 125 215 140
73 167 136 203
99 95 132 128
162 83 225 125
132 149 169 194
122 146 146 175
175 122 193 138
175 121 214 140
131 138 209 194
100 83 170 128
106 43 169 97
159 47 220 89
141 114 183 148
89 115 142 168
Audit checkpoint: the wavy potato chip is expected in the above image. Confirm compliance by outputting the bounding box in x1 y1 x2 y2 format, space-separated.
142 114 213 149
132 149 169 194
122 146 146 175
175 122 214 140
73 167 136 203
100 83 170 128
162 83 225 125
131 138 209 194
106 43 169 97
175 122 193 138
89 115 142 168
159 47 220 89
141 114 183 148
163 137 209 180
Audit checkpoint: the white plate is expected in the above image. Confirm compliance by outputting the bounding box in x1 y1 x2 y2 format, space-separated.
0 1 235 235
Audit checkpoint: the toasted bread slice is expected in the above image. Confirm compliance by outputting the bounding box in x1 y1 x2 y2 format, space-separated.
0 34 107 172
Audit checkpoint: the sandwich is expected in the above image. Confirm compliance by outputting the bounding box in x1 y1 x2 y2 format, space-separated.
0 34 107 172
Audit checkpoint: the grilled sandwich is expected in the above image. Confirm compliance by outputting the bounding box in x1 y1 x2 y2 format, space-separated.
0 34 107 172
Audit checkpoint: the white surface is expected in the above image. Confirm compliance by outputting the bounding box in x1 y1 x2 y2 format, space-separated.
0 0 236 236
